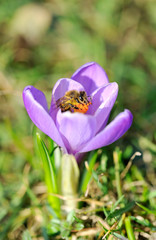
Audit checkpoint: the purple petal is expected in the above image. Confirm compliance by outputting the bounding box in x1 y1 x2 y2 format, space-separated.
88 82 118 133
56 110 96 154
23 86 65 148
79 109 133 153
71 62 109 95
49 78 85 120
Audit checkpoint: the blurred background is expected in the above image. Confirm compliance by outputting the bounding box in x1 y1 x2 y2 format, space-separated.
0 0 156 239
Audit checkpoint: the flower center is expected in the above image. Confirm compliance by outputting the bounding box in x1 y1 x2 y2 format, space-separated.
56 90 92 113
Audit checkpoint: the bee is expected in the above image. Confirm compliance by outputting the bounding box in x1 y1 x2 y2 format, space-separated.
56 90 92 113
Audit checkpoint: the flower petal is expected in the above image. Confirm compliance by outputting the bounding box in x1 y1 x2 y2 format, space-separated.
88 82 118 133
79 109 133 153
71 62 109 95
56 110 96 154
23 86 65 148
49 78 85 120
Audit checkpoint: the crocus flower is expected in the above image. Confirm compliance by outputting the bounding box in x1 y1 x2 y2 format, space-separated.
23 62 133 160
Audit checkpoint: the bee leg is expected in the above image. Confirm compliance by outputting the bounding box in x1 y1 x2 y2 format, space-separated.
70 104 76 113
61 103 73 112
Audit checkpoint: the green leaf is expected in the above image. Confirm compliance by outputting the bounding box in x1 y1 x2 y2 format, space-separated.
125 216 136 240
110 195 125 213
61 229 70 238
74 223 84 231
62 221 71 230
112 232 128 240
74 216 83 223
36 133 60 216
113 148 123 199
67 210 75 224
149 190 156 199
130 216 156 231
22 230 32 240
136 202 156 216
48 219 61 235
107 201 135 220
80 151 98 193
103 206 109 218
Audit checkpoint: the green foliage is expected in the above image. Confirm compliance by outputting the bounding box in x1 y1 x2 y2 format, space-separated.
47 210 84 238
80 151 98 193
125 217 136 240
22 230 32 240
36 132 60 216
136 202 156 216
107 201 135 220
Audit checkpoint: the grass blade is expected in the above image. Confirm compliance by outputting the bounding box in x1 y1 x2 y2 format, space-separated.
125 216 136 240
107 201 135 220
136 202 156 216
80 151 98 193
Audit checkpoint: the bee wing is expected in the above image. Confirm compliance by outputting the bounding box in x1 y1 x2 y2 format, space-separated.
56 96 65 107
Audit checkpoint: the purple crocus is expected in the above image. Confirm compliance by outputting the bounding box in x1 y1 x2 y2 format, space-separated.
23 62 133 159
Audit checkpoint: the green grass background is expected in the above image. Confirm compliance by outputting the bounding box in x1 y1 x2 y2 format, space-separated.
0 0 156 239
